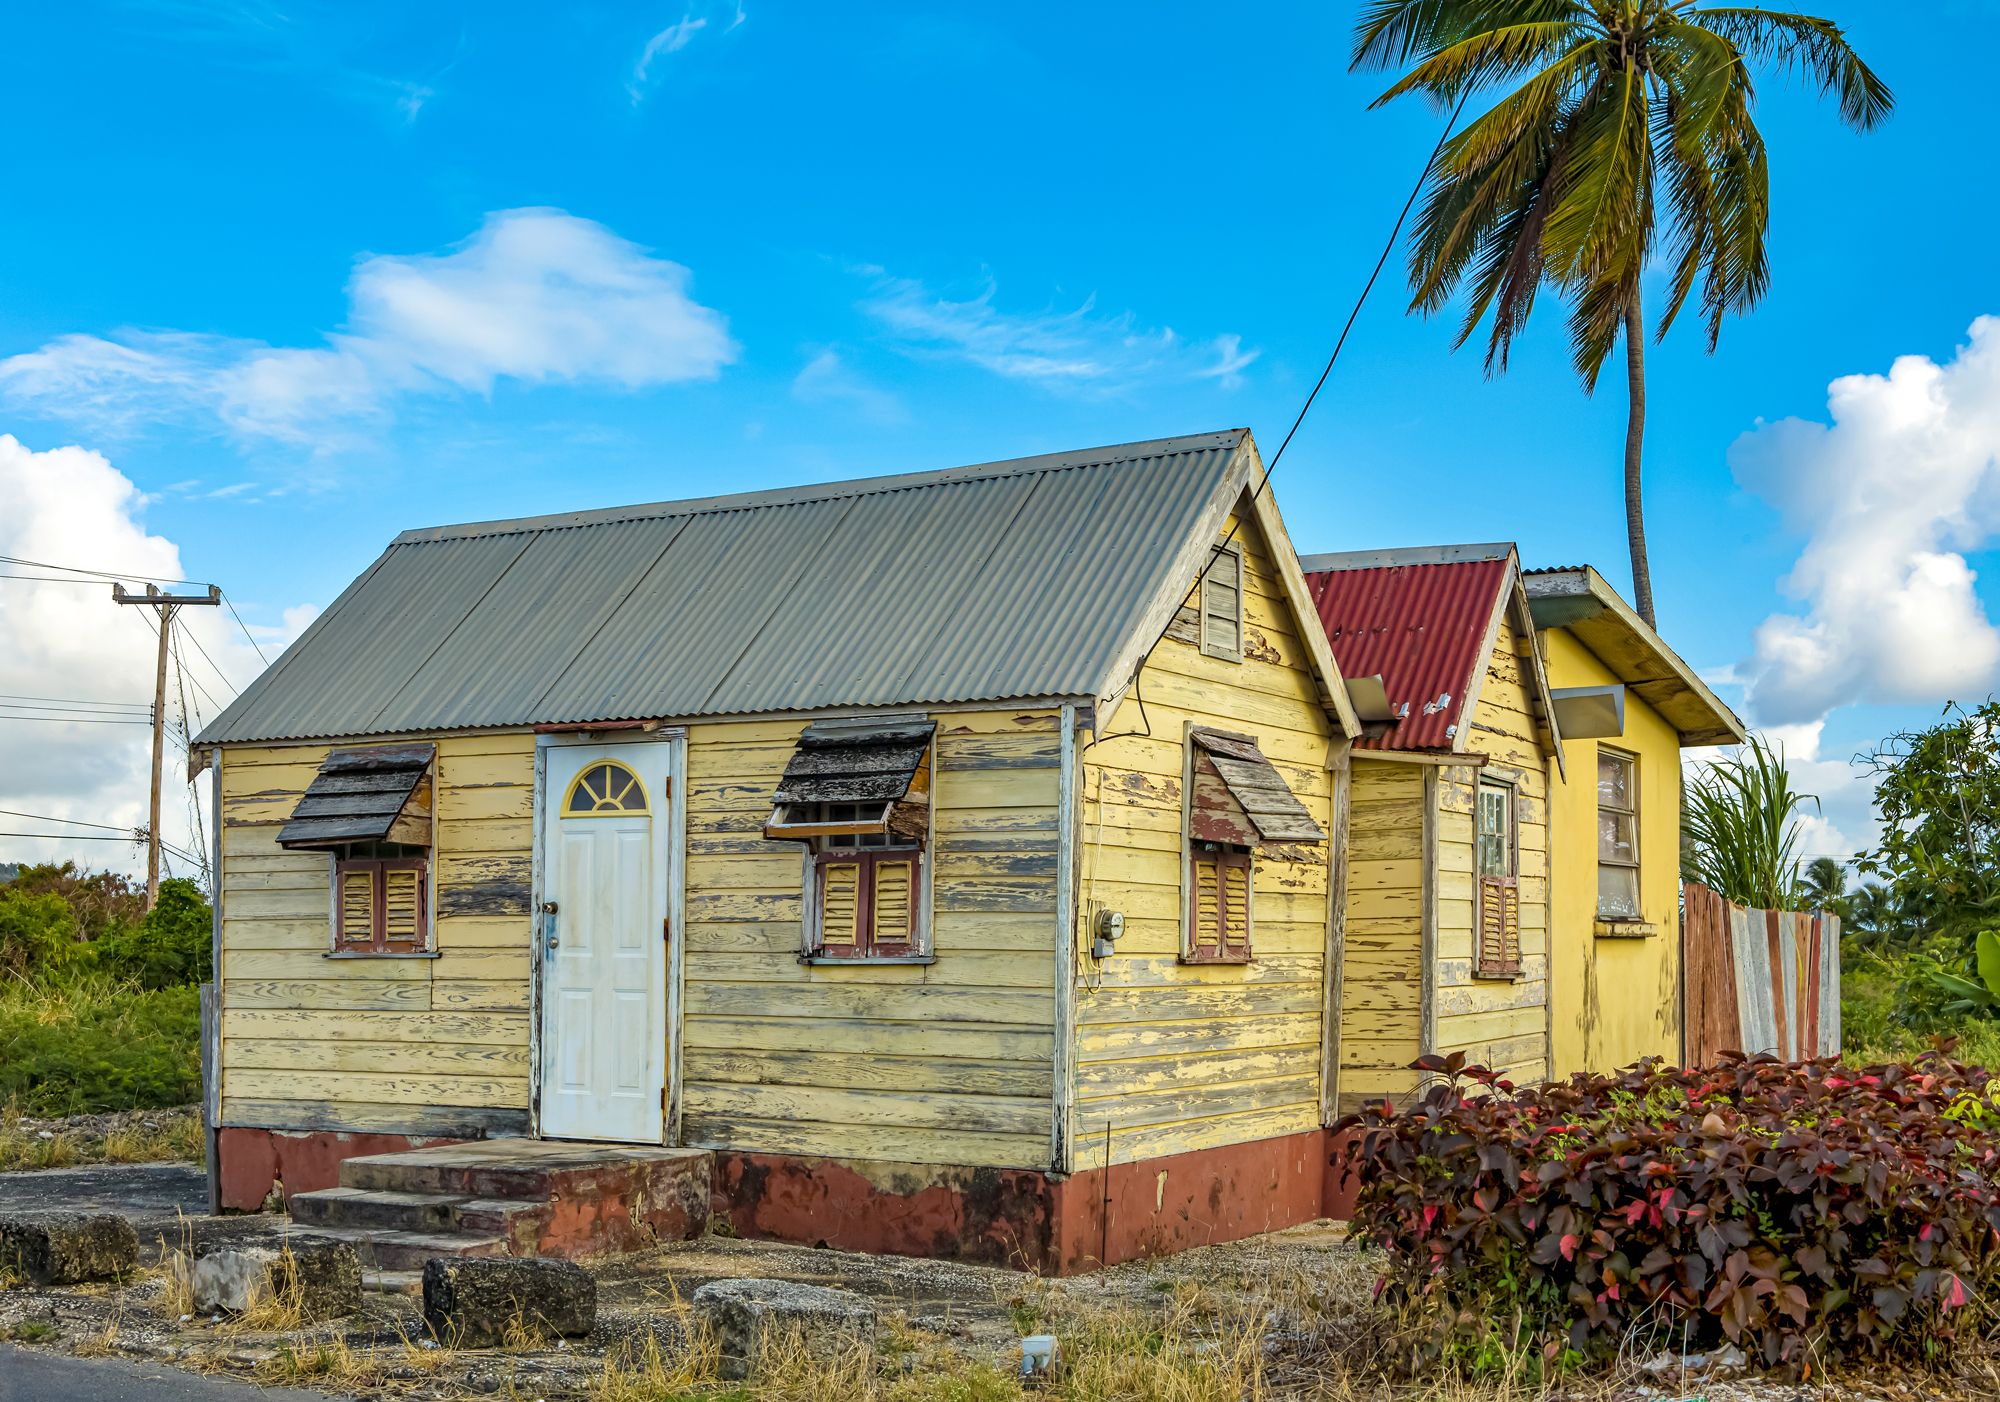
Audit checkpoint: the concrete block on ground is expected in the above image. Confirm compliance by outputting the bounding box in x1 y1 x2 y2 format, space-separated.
0 1213 139 1285
191 1239 360 1321
422 1256 595 1347
691 1278 877 1381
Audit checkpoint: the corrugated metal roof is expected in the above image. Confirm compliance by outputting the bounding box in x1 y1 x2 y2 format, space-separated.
1299 549 1512 753
199 431 1253 745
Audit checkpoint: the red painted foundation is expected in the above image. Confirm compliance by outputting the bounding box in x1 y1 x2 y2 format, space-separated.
714 1128 1349 1275
216 1128 464 1212
223 1124 1357 1271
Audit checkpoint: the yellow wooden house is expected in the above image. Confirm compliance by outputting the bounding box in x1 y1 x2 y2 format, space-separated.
1298 545 1745 1118
1523 565 1744 1077
192 429 1366 1272
1299 545 1563 1112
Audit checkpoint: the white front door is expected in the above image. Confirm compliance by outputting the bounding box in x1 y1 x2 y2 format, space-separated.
538 740 673 1143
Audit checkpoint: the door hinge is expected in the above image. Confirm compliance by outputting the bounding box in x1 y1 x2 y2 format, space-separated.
663 917 672 943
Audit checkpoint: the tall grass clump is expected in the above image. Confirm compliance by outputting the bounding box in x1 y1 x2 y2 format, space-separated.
1683 736 1819 910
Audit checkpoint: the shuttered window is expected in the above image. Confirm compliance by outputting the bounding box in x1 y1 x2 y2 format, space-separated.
1474 780 1520 978
333 854 429 954
1198 544 1244 662
1186 843 1252 963
811 848 921 959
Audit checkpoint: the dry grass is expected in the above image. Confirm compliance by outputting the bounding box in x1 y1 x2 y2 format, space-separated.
256 1332 380 1387
0 1104 201 1171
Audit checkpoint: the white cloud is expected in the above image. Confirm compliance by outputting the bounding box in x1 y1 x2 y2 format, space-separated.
0 436 312 876
1734 317 2000 726
790 348 906 424
858 269 1259 394
628 4 745 105
0 209 738 447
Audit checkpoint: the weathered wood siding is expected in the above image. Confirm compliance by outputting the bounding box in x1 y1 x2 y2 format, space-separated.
1337 757 1425 1113
1433 614 1551 1084
1543 627 1683 1075
678 709 1061 1169
216 732 535 1136
1076 514 1336 1167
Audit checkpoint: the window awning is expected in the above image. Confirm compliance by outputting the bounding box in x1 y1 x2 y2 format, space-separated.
764 719 935 841
277 743 437 850
1189 728 1324 845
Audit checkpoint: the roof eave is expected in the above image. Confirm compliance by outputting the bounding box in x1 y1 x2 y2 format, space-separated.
1524 567 1747 747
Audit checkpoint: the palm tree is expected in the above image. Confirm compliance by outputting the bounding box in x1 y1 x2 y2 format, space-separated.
1351 2 1890 626
1803 855 1845 905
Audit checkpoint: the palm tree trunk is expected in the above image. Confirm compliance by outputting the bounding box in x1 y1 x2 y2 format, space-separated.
1623 280 1655 628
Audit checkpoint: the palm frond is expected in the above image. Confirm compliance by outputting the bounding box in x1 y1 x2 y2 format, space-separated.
1371 21 1585 108
1695 7 1894 130
1352 0 1585 72
1541 59 1653 286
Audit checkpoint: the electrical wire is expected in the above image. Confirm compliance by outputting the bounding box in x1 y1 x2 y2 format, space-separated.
1081 91 1471 756
0 715 154 726
0 808 136 833
0 553 207 586
0 692 152 709
220 591 271 666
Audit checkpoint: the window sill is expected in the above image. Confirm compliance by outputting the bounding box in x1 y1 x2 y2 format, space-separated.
1180 955 1255 967
800 953 936 967
1594 919 1657 938
323 949 442 960
1472 967 1522 982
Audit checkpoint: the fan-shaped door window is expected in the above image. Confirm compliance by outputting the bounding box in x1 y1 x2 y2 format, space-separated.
562 760 650 816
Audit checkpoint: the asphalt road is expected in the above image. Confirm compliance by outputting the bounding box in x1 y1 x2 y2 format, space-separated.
0 1346 350 1401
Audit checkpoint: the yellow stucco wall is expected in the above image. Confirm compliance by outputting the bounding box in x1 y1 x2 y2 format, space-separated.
1543 627 1684 1076
1076 510 1337 1167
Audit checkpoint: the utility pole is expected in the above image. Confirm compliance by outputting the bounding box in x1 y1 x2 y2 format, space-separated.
113 582 220 908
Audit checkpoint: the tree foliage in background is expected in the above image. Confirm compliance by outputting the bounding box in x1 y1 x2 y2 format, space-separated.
1681 734 1816 909
1351 0 1891 626
1858 700 2000 948
0 861 210 1114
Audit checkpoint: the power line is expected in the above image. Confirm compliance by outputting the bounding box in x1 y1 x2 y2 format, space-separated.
0 553 206 586
0 808 135 833
0 715 154 726
0 702 153 716
0 692 152 708
220 591 271 666
1083 91 1471 754
0 831 141 842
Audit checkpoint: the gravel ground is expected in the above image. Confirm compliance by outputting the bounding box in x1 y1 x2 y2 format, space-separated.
2 1178 1995 1400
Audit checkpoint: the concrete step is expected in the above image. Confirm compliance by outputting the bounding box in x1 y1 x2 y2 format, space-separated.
289 1225 510 1272
362 1268 424 1296
332 1140 713 1258
290 1185 547 1250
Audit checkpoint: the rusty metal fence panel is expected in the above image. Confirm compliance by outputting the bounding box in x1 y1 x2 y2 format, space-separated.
1682 882 1841 1065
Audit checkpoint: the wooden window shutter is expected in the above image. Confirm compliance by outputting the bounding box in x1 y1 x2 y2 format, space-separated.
1220 857 1251 959
871 857 916 952
382 861 427 949
1186 847 1251 963
813 849 922 958
335 856 429 954
818 855 862 950
337 864 376 949
1477 875 1521 977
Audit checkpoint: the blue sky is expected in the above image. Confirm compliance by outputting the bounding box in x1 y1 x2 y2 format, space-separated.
1 1 1995 871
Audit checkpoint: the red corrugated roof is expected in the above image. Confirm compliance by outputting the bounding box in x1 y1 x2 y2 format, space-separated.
1303 557 1510 752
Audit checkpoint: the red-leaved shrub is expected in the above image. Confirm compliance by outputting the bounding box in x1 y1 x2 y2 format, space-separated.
1337 1048 2000 1371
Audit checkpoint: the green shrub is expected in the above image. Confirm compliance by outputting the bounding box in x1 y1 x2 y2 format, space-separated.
1339 1050 2000 1374
0 977 200 1114
0 885 80 979
94 878 212 989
